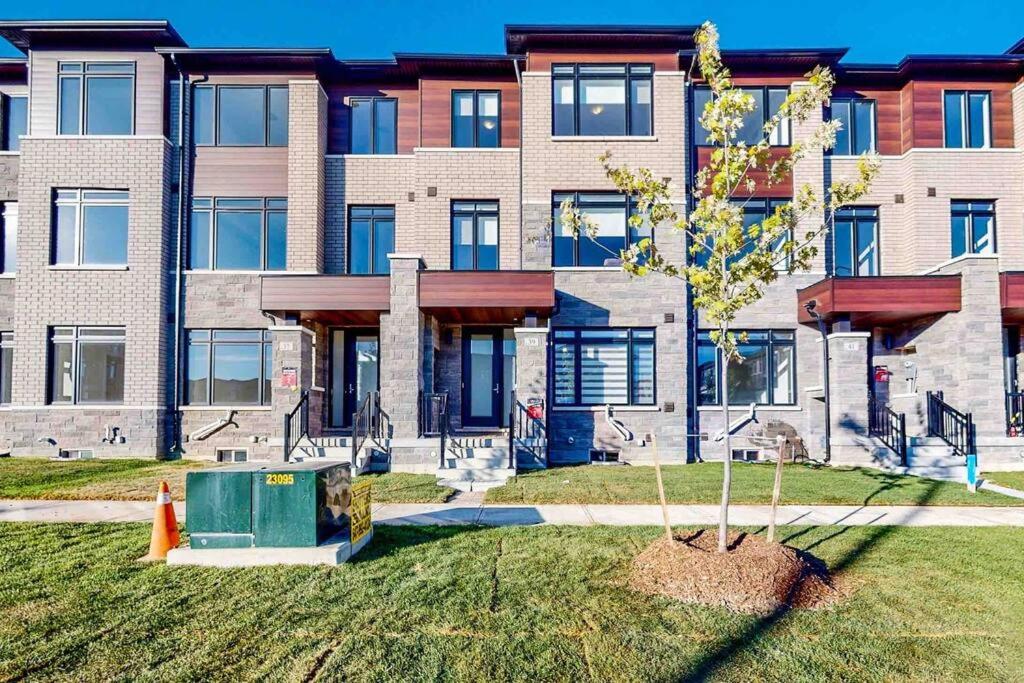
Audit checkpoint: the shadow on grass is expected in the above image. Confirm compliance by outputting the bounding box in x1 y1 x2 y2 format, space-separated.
676 476 945 683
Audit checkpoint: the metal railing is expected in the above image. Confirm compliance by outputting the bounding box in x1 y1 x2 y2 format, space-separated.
868 394 907 466
351 390 379 466
1006 391 1024 436
282 390 310 461
419 392 450 469
926 390 975 458
508 390 546 470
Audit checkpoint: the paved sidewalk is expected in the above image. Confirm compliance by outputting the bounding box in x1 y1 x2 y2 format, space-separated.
3 499 1024 526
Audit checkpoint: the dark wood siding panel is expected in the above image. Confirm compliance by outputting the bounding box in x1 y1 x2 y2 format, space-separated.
900 83 915 152
326 83 419 154
526 50 679 71
261 275 391 311
832 86 903 156
908 79 1016 149
419 271 555 309
420 77 520 148
199 73 312 85
694 147 793 198
192 147 288 196
797 275 961 325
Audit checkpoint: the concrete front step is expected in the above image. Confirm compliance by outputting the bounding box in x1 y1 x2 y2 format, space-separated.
446 456 511 470
902 466 967 482
906 453 963 468
437 467 515 481
437 477 509 492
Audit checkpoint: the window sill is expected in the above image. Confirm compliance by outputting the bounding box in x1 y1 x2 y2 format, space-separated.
413 147 519 153
697 405 802 412
49 265 128 271
552 266 623 272
329 153 416 159
0 150 19 156
179 405 272 412
553 405 660 413
186 269 310 275
0 273 15 279
551 135 657 142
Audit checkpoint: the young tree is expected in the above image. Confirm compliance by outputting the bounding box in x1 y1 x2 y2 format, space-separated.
559 21 879 553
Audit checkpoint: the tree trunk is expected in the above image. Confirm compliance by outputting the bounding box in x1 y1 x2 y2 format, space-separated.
767 435 787 544
651 435 673 543
718 342 732 553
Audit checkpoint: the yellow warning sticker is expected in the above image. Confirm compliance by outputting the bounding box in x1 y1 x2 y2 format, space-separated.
350 480 372 545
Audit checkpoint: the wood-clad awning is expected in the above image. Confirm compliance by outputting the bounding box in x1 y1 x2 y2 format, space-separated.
1000 272 1024 323
261 275 390 324
797 275 962 327
418 271 555 324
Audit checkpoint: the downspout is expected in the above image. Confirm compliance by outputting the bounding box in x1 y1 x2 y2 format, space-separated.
681 50 701 462
513 57 524 270
805 301 832 463
169 53 187 454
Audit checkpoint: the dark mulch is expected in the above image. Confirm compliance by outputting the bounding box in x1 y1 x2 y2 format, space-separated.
630 529 847 615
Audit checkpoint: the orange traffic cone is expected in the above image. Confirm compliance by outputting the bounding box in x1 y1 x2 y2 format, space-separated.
139 481 181 562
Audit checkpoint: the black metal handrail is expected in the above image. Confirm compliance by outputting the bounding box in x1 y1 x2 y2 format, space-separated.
282 390 310 461
419 392 449 468
508 391 546 470
926 390 975 458
1006 391 1024 436
351 390 379 465
868 394 907 466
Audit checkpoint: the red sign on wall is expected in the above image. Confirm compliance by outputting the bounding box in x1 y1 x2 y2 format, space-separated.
281 367 298 389
873 366 890 383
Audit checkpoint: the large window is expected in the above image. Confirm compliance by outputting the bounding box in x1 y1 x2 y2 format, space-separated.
833 207 879 276
451 201 498 271
695 198 791 270
553 328 655 407
829 98 876 155
53 190 129 267
552 192 651 267
1 95 27 151
552 64 652 137
350 97 397 154
186 330 273 406
193 85 288 146
697 330 795 406
693 86 790 146
0 331 11 405
951 200 995 257
0 202 15 274
58 62 134 136
348 206 394 274
944 91 990 149
452 91 500 148
189 197 287 271
49 327 125 405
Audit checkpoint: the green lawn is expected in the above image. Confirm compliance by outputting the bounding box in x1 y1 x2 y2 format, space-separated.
985 471 1024 491
1 522 1022 681
486 462 1024 506
359 473 455 504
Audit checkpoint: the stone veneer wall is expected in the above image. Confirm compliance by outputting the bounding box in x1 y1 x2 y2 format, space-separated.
287 80 328 272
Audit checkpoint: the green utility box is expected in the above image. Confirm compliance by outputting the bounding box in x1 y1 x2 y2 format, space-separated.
185 461 352 549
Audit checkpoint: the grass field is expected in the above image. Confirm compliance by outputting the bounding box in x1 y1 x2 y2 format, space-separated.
985 471 1024 491
1 522 1021 681
485 462 1024 506
0 459 452 504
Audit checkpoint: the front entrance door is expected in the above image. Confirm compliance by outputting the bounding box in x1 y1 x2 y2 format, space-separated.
329 328 379 429
462 328 515 428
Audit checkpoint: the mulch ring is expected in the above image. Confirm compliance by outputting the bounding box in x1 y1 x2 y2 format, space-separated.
631 529 847 616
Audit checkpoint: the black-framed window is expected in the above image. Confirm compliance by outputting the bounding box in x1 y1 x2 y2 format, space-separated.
829 98 876 155
0 202 15 274
697 330 796 406
552 64 652 137
58 62 135 136
186 329 273 406
48 326 125 405
552 192 651 267
452 201 498 271
348 206 394 274
833 207 879 277
553 328 655 407
695 198 791 270
452 90 500 148
1 95 27 151
52 190 129 267
951 200 995 258
193 84 288 147
350 97 397 154
0 331 12 405
944 90 990 149
189 197 287 271
693 86 790 146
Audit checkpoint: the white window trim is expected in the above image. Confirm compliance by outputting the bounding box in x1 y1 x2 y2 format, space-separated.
53 189 129 268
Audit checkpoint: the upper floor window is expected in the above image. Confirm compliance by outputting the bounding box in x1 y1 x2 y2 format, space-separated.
944 91 990 149
951 200 995 257
53 190 129 267
349 206 394 274
833 207 879 277
452 201 498 271
697 329 795 406
452 91 500 148
185 329 272 406
693 86 790 146
58 62 135 136
49 326 125 405
552 192 651 268
194 84 288 147
553 328 656 407
350 97 397 154
0 202 15 274
1 95 27 151
0 331 11 405
552 64 652 137
696 198 791 271
189 197 287 271
829 98 876 155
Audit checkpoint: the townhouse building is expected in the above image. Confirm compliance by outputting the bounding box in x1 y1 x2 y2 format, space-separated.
0 20 1022 482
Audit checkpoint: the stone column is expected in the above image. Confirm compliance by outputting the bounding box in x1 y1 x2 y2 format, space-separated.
380 254 424 440
287 79 328 273
824 331 874 464
513 326 548 467
270 324 315 460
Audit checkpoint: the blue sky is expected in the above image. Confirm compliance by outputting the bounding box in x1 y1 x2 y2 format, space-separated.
1 0 1021 62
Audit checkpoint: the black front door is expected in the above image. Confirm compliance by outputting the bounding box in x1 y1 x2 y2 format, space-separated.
462 328 515 428
329 328 379 429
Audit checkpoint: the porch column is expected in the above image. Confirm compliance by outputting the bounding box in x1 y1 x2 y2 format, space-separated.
823 331 874 465
270 324 316 460
514 326 549 467
380 254 425 440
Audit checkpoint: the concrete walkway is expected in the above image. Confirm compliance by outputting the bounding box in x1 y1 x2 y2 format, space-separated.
3 499 1024 527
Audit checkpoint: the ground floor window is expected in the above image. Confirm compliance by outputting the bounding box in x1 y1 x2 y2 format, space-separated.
553 328 655 406
697 329 796 406
216 448 248 463
186 329 273 406
0 331 11 404
1 202 16 274
48 326 125 404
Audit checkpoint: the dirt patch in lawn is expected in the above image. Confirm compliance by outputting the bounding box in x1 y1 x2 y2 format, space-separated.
631 529 846 615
